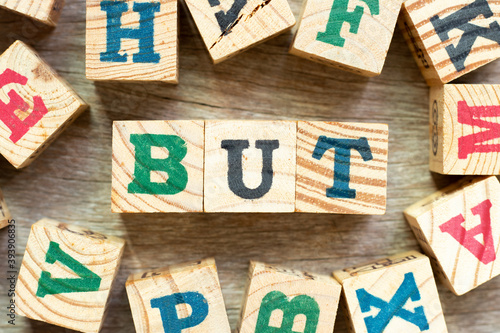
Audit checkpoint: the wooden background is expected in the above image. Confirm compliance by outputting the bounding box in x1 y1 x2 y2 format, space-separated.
0 1 499 332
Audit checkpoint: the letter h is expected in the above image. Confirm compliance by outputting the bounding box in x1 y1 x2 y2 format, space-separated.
100 1 161 64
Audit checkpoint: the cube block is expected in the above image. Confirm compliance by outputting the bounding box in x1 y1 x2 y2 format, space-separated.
0 0 64 26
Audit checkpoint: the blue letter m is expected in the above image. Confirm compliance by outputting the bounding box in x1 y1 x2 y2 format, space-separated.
100 1 160 63
355 272 429 333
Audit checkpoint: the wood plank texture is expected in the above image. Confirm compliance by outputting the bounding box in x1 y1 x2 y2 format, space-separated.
0 0 499 332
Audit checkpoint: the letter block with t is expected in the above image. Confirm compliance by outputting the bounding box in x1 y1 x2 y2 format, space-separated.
0 186 11 229
237 261 342 333
183 0 295 64
430 84 500 174
126 258 231 333
296 121 388 214
0 41 88 169
290 0 404 77
86 0 177 82
112 120 204 212
16 219 125 333
204 120 296 212
400 0 500 86
404 176 500 295
334 251 448 333
0 0 63 26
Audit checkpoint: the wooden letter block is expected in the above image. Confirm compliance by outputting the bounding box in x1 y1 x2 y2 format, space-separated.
296 121 388 214
0 186 11 229
290 0 404 76
400 0 500 86
334 251 448 333
0 0 63 26
112 120 204 213
237 261 341 333
183 0 295 64
86 0 177 82
204 120 296 212
126 258 231 333
16 219 125 333
0 41 88 169
430 84 500 175
404 176 500 295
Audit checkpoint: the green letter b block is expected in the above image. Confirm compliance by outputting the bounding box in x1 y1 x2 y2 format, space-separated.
128 134 188 195
255 291 320 332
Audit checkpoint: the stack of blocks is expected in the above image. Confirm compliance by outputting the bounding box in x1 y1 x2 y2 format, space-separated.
0 40 88 169
405 176 500 295
334 251 448 332
111 120 389 213
15 219 125 332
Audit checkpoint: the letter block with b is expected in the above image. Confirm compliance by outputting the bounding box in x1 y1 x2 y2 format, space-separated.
296 121 388 214
204 120 296 212
290 0 404 77
237 261 342 333
183 0 295 64
126 258 231 333
334 251 448 333
430 84 500 175
400 0 500 85
86 0 178 82
0 41 88 169
16 219 125 332
112 120 204 212
405 176 500 295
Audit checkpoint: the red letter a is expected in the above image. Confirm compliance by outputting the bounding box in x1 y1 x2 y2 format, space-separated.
440 199 496 265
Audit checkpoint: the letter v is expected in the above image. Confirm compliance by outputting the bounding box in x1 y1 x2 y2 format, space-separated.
208 0 248 34
36 241 102 298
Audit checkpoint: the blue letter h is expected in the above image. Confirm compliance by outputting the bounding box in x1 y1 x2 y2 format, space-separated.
100 1 160 63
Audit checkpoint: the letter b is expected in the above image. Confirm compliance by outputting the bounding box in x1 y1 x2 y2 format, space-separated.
150 292 209 333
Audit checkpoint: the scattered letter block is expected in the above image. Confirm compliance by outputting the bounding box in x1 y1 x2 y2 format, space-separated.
86 0 177 82
290 0 404 76
400 0 500 86
430 84 500 175
0 0 63 26
204 120 296 212
0 41 88 169
183 0 295 64
296 121 388 214
238 261 341 333
404 176 500 295
0 186 10 229
112 120 204 213
126 258 231 333
16 218 125 333
334 251 448 333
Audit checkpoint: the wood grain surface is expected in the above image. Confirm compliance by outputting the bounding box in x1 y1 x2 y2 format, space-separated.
0 1 499 332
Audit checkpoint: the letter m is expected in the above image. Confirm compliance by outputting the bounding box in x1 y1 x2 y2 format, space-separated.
457 101 500 159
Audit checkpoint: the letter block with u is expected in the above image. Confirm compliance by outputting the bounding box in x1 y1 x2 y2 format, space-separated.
290 0 404 77
16 219 125 333
405 176 500 295
112 120 204 213
204 120 297 212
0 41 88 169
296 121 388 214
430 84 500 175
126 258 231 333
400 0 500 85
183 0 295 63
238 261 341 333
86 0 178 82
334 251 448 333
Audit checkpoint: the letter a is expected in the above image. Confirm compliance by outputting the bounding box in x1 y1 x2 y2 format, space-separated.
440 199 496 265
150 292 209 333
36 241 101 298
457 101 500 159
128 134 188 195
